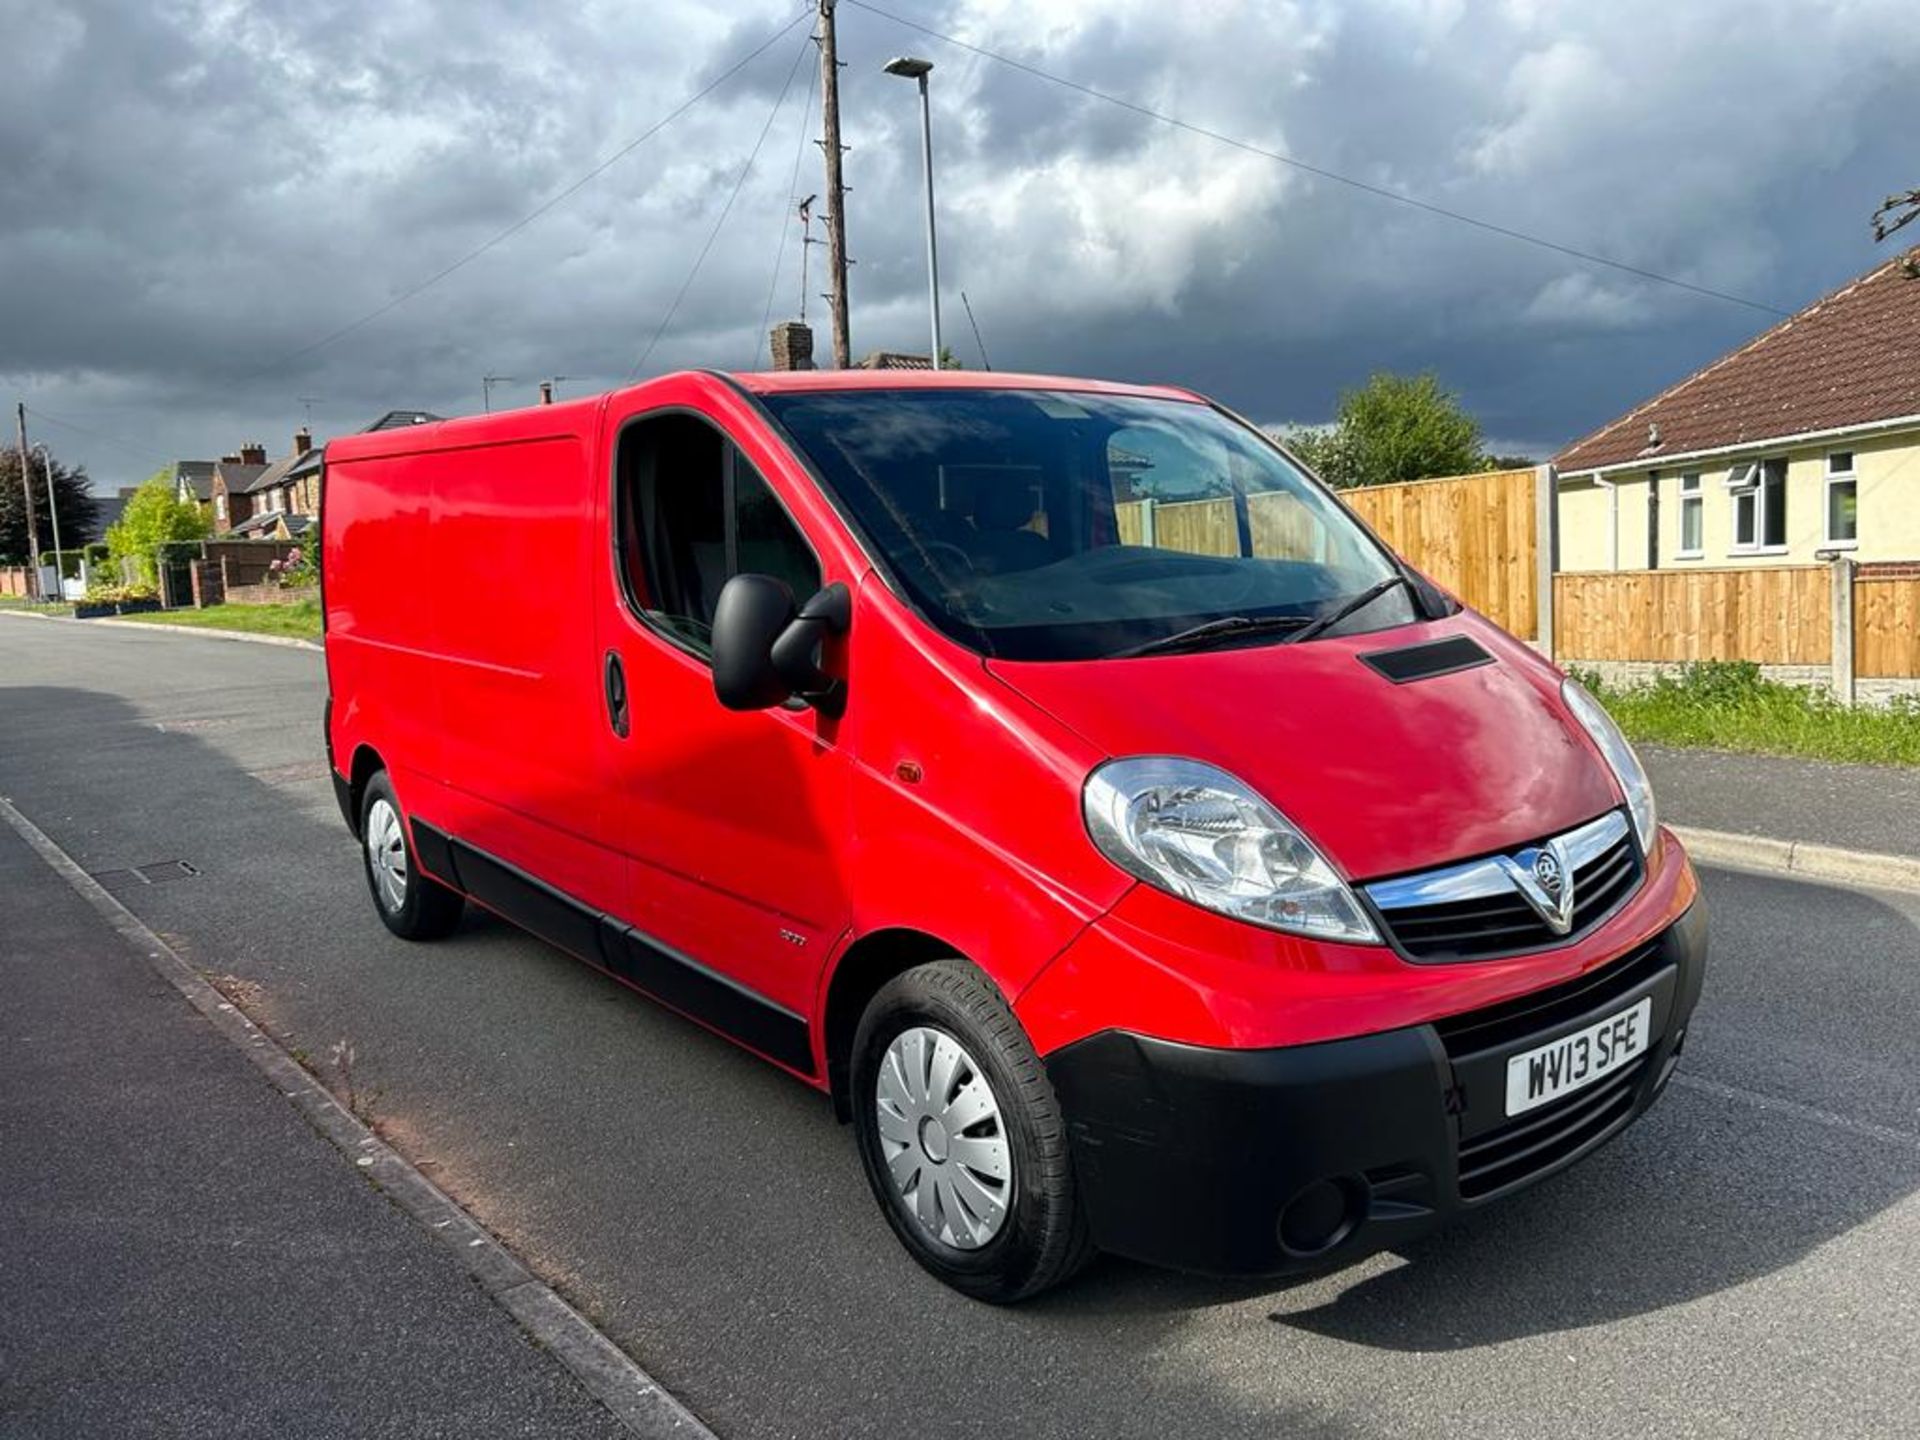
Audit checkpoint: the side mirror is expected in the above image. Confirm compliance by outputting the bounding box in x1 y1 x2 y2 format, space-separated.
711 576 852 715
712 574 798 711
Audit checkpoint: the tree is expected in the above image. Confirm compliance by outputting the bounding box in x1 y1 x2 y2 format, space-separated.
105 474 210 587
0 449 101 562
1278 371 1486 488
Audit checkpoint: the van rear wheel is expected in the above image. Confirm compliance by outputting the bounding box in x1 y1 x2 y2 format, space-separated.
359 772 464 941
851 959 1094 1302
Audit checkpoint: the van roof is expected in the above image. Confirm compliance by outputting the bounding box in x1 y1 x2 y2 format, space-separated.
325 370 1204 464
727 369 1202 403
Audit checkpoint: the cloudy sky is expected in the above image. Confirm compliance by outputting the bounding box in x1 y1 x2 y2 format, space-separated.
3 0 1915 494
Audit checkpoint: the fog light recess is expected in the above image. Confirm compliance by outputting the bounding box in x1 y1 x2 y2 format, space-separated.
1276 1176 1365 1258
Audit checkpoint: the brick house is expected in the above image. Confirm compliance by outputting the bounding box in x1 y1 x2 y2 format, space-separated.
1555 246 1920 571
231 428 321 538
210 445 268 533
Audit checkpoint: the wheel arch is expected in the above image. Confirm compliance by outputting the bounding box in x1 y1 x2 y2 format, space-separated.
344 743 387 837
822 927 985 1121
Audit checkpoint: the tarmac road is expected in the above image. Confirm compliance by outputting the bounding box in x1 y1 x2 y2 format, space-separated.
4 617 1917 1439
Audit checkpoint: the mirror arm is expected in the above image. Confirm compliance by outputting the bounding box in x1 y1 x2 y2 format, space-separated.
770 581 853 717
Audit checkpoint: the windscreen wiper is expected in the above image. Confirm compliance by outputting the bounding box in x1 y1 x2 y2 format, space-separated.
1110 614 1310 659
1283 574 1411 646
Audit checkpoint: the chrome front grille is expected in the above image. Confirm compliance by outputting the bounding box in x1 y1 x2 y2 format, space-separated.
1364 811 1643 963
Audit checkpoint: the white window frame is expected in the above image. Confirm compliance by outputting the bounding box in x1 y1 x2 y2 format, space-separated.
1727 458 1788 555
1824 450 1858 549
1676 471 1703 559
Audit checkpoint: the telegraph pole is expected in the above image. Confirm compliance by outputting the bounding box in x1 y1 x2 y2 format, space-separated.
817 1 853 368
14 402 43 599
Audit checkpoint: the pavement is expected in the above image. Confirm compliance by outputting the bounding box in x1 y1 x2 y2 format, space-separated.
0 783 628 1437
4 616 1919 1439
1642 744 1920 859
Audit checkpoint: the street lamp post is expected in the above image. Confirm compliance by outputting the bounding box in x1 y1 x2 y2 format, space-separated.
883 56 942 370
32 444 63 599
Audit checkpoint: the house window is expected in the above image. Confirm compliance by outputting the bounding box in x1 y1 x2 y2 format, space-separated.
1825 451 1858 546
1728 458 1786 550
1677 472 1703 556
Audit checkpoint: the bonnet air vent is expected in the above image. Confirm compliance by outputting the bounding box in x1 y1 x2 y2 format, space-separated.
1359 635 1494 684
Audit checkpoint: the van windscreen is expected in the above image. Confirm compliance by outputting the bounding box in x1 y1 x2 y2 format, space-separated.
759 388 1414 661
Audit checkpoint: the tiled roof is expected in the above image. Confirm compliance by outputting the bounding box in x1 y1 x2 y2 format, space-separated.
172 460 216 501
1555 247 1920 473
245 454 302 493
364 410 443 431
211 461 267 493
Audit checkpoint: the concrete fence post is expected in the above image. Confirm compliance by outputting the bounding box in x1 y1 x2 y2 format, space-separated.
1534 463 1558 659
1830 555 1856 705
1138 497 1157 549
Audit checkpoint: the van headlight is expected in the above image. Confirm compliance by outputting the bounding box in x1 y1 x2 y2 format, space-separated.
1561 678 1657 853
1083 757 1378 943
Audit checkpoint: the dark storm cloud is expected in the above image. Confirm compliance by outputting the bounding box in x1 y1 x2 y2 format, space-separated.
2 0 1914 490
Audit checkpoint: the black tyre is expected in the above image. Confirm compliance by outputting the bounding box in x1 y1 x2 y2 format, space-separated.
358 771 464 941
851 959 1094 1302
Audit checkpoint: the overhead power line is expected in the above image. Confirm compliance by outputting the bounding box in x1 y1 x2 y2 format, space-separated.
756 44 822 367
271 4 815 372
23 406 171 470
840 0 1801 325
627 27 816 382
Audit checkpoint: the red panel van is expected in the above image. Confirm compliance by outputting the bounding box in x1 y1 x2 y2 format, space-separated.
322 370 1705 1300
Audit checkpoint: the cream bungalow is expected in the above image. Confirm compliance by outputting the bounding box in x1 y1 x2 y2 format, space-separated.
1554 248 1920 571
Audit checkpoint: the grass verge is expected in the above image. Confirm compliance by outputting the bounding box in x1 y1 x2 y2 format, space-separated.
1575 661 1920 767
0 597 74 616
103 598 321 642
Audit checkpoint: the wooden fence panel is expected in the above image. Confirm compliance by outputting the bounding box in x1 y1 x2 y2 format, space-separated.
1855 577 1920 678
1554 567 1831 665
1150 498 1237 557
1340 468 1537 640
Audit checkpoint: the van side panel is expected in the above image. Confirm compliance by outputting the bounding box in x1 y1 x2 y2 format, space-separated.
324 448 444 801
421 433 623 920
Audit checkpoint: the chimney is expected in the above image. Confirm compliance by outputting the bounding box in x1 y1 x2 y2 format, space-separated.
769 320 815 372
293 427 313 456
240 442 267 465
220 453 242 465
538 381 554 405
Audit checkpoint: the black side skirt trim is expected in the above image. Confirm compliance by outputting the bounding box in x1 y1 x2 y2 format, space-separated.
410 821 814 1076
409 819 459 891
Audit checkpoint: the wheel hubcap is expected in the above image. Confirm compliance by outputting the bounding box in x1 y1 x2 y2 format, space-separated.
875 1026 1012 1250
366 799 408 913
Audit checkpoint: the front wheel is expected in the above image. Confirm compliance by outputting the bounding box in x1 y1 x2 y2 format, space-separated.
359 772 464 941
851 960 1094 1302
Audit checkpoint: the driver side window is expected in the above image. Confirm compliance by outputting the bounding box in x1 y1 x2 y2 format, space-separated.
617 412 820 658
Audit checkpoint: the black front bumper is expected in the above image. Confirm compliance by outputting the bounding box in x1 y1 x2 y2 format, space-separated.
1044 901 1708 1276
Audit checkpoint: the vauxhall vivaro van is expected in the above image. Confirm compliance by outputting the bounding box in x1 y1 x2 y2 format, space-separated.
323 370 1705 1300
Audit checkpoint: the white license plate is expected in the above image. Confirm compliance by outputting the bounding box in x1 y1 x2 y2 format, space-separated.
1504 996 1653 1117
